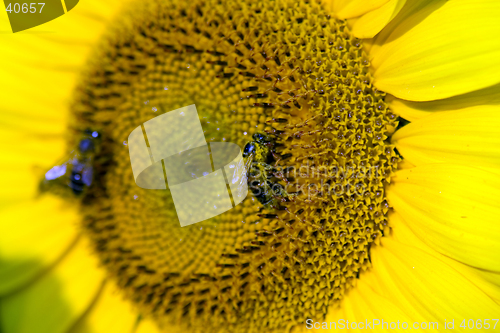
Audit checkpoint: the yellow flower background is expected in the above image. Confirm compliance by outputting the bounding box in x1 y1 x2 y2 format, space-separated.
1 0 500 332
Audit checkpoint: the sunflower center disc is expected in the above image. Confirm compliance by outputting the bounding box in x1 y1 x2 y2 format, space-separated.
69 0 399 331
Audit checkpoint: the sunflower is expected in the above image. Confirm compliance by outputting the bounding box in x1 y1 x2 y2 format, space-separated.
1 0 499 332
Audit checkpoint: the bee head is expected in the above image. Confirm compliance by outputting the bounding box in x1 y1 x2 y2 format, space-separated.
78 139 95 153
243 142 257 158
252 133 273 144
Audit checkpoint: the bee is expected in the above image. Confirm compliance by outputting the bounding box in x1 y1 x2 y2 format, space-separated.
40 130 100 196
242 133 292 209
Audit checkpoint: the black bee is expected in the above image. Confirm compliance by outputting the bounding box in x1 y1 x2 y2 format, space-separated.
242 133 274 162
243 133 292 209
40 129 100 196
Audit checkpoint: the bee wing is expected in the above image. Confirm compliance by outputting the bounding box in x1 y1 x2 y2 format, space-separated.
44 162 68 181
243 153 254 176
81 160 94 186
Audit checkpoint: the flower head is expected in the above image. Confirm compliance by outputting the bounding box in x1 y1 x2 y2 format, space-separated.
1 0 499 332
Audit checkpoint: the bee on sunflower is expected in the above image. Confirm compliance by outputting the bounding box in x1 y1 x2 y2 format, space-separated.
1 0 499 332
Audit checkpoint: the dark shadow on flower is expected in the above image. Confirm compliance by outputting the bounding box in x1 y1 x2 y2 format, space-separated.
0 258 72 333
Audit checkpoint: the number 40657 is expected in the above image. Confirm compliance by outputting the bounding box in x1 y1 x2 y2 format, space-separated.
6 3 45 13
461 319 499 329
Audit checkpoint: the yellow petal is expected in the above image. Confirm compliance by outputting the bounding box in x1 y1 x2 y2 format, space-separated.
319 212 500 330
370 0 500 101
0 0 121 295
367 237 500 320
390 212 500 306
0 0 121 120
1 66 72 131
1 110 66 137
70 281 138 333
395 158 414 170
1 168 39 210
319 279 412 332
392 106 500 173
134 317 187 333
329 0 390 19
135 319 163 333
468 268 500 306
387 164 500 271
351 0 406 39
0 237 106 333
0 195 79 295
390 81 500 122
0 129 66 169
